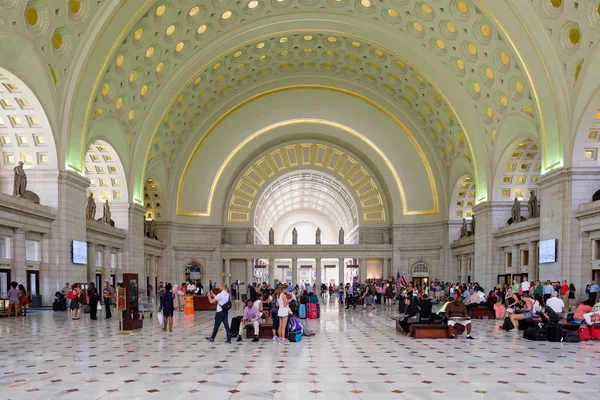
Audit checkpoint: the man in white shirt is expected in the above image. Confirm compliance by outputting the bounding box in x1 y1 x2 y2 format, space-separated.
205 283 231 343
187 281 197 294
545 291 564 314
543 281 554 303
521 277 530 294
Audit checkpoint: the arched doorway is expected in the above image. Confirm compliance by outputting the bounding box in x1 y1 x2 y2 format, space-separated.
184 261 203 293
411 261 430 291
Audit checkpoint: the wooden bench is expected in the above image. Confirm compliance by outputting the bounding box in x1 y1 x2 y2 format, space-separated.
244 319 274 339
471 306 495 319
409 324 451 339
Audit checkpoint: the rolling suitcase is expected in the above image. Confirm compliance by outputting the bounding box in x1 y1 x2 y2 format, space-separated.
316 303 320 318
591 324 600 340
53 301 61 312
579 326 592 341
546 323 563 342
523 326 547 341
307 303 317 319
288 331 302 342
299 304 306 319
562 330 581 343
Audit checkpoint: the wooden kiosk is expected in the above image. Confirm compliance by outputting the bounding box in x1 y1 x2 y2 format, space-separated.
121 273 142 331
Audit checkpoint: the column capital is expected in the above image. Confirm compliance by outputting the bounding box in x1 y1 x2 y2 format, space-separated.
14 228 25 234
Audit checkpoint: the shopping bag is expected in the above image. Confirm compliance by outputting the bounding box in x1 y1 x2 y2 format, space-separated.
157 311 164 326
97 303 102 311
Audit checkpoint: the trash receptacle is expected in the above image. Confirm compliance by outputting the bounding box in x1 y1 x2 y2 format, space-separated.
31 294 42 308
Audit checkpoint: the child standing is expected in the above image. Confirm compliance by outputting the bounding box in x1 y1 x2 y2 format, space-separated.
160 283 175 332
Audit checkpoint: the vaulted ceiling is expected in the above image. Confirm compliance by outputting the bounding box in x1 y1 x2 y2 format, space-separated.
1 0 598 219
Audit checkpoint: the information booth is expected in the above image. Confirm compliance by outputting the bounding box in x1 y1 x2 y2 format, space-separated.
121 273 142 331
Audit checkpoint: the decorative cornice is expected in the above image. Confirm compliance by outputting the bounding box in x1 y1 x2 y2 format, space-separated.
86 219 127 240
494 217 540 239
0 193 56 224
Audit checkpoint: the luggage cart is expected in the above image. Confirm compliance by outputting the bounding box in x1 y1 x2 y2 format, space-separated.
138 294 154 320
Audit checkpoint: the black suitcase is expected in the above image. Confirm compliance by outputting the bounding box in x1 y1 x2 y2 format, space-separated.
562 330 581 343
547 323 563 342
502 317 513 331
230 315 243 337
53 301 61 312
523 326 547 341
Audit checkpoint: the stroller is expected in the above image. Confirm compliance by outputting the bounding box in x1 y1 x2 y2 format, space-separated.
53 291 67 311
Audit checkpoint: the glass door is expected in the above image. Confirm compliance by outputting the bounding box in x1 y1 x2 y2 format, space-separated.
0 269 10 297
26 270 39 295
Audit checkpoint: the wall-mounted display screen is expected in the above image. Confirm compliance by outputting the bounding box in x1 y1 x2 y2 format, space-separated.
539 239 557 264
72 240 88 265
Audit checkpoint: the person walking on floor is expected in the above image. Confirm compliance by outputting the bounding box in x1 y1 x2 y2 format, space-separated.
68 284 81 320
159 283 175 332
205 283 232 344
87 282 100 321
7 282 20 319
18 284 28 316
102 281 114 319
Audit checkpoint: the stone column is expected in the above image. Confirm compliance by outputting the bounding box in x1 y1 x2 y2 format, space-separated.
473 202 512 292
116 249 124 284
111 203 146 290
12 229 26 287
156 256 163 285
338 257 345 285
246 258 253 286
224 258 231 286
292 258 298 286
512 245 520 276
315 258 322 291
359 258 367 283
528 241 537 280
103 246 112 287
460 254 467 283
86 242 96 284
39 233 52 305
268 258 274 286
149 254 156 296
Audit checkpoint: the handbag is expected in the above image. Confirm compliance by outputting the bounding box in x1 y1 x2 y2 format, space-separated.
157 311 164 326
97 303 102 311
83 304 90 314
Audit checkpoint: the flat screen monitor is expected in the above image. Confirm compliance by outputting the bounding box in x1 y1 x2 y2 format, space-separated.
72 240 88 265
539 239 557 264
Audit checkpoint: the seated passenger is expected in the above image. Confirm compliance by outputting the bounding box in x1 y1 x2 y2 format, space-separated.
573 299 595 324
446 296 475 340
398 297 420 337
238 299 261 342
418 294 432 321
508 293 540 330
545 291 564 314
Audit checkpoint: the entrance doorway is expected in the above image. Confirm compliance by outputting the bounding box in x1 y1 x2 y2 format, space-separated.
95 274 102 290
0 269 11 296
413 277 429 290
26 270 39 295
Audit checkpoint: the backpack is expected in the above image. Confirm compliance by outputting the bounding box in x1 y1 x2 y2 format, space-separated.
270 297 279 312
370 286 377 295
288 316 303 333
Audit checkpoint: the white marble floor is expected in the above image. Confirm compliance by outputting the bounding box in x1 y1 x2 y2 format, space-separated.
1 297 599 399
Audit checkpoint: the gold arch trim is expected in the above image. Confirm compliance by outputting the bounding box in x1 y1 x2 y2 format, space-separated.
176 86 440 217
227 142 386 223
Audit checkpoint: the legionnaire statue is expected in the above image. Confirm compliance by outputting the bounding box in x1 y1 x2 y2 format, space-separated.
511 196 522 223
246 229 253 244
315 227 321 245
292 227 298 245
383 230 390 244
460 218 467 238
269 227 274 245
339 227 344 244
85 193 96 220
528 190 539 219
102 200 111 224
470 213 476 235
13 161 27 197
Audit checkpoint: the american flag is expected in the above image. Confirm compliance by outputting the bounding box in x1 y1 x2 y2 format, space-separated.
395 271 406 290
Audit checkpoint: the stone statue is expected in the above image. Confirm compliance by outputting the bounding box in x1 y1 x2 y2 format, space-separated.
460 218 467 238
339 227 344 244
292 227 298 245
383 230 390 244
101 200 111 224
315 227 321 245
269 227 274 245
85 193 96 220
146 219 156 239
527 190 539 219
246 229 253 244
511 196 522 224
12 161 27 197
470 213 476 235
360 230 367 244
222 229 230 245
